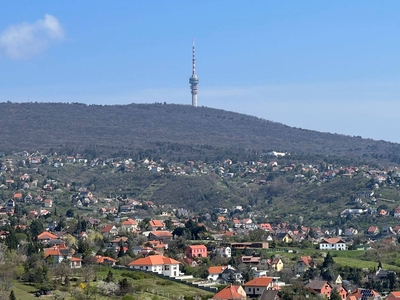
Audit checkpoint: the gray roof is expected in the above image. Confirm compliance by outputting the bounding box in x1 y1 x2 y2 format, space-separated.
260 290 280 300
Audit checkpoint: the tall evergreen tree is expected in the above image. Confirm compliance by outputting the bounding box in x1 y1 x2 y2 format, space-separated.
322 252 335 269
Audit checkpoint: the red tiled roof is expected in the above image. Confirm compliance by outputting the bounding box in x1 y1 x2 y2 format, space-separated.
122 218 137 226
213 285 245 300
149 220 164 227
128 255 180 266
243 276 273 287
150 231 172 237
300 256 313 267
208 266 226 275
37 231 58 240
44 246 62 257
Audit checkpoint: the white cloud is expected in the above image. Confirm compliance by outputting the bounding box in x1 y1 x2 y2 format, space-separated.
0 14 64 60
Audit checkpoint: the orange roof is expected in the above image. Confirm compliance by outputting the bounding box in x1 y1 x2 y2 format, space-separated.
150 231 172 237
13 193 22 198
37 231 58 240
243 276 273 287
44 246 62 257
101 225 116 233
208 266 226 274
323 238 344 244
122 218 137 226
150 220 164 227
70 257 82 262
299 256 313 267
93 255 117 264
128 255 180 266
213 285 245 300
388 291 400 299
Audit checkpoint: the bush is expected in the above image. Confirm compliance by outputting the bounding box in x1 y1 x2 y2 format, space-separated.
156 280 173 286
121 271 153 280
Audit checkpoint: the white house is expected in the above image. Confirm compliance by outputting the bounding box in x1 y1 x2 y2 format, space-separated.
319 238 347 250
128 255 180 277
243 277 274 298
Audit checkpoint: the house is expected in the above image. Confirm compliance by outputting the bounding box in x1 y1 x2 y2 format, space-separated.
149 220 164 230
242 218 254 229
270 258 283 272
305 280 332 298
294 256 314 275
243 276 274 298
121 218 138 232
333 285 347 300
275 232 292 243
319 238 347 250
208 266 227 281
43 244 82 268
394 207 400 218
387 291 400 300
367 226 379 236
44 199 53 208
186 245 207 258
260 290 281 300
215 246 231 258
70 257 83 269
220 267 243 284
241 256 261 265
347 288 381 300
13 193 23 201
37 231 58 244
212 285 247 300
148 231 173 243
101 225 119 237
128 255 180 277
92 255 117 266
259 223 273 232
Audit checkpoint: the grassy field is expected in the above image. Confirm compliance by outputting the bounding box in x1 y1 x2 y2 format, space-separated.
11 268 214 300
262 247 400 272
13 282 37 300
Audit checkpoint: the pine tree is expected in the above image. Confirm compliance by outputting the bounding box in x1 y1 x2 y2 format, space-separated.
322 252 334 268
105 270 114 283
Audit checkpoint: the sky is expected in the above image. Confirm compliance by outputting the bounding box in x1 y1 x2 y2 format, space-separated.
1 1 400 142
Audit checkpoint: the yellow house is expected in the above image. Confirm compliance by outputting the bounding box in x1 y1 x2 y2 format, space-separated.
276 232 292 243
271 258 284 272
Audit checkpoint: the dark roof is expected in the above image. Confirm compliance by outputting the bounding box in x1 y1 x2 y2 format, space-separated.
306 280 331 290
260 290 280 300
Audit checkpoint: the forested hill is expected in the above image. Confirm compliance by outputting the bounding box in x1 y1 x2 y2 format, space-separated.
0 102 399 163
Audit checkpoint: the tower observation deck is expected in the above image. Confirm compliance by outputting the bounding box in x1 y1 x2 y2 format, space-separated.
189 40 199 107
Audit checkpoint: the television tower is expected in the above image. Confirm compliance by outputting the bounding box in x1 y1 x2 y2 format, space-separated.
189 40 199 107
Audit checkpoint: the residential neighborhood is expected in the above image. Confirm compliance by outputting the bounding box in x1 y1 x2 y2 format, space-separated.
2 150 400 299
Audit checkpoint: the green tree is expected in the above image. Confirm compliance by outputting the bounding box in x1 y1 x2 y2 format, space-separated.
105 270 114 283
322 252 335 269
29 219 44 240
330 289 342 300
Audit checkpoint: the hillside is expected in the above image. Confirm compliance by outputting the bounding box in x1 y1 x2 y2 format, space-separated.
0 102 399 164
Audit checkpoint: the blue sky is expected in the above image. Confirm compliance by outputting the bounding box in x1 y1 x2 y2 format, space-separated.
1 1 400 142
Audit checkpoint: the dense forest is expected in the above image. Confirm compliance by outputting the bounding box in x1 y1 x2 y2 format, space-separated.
0 102 400 165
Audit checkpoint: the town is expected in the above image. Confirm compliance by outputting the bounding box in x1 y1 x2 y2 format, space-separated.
1 150 400 299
